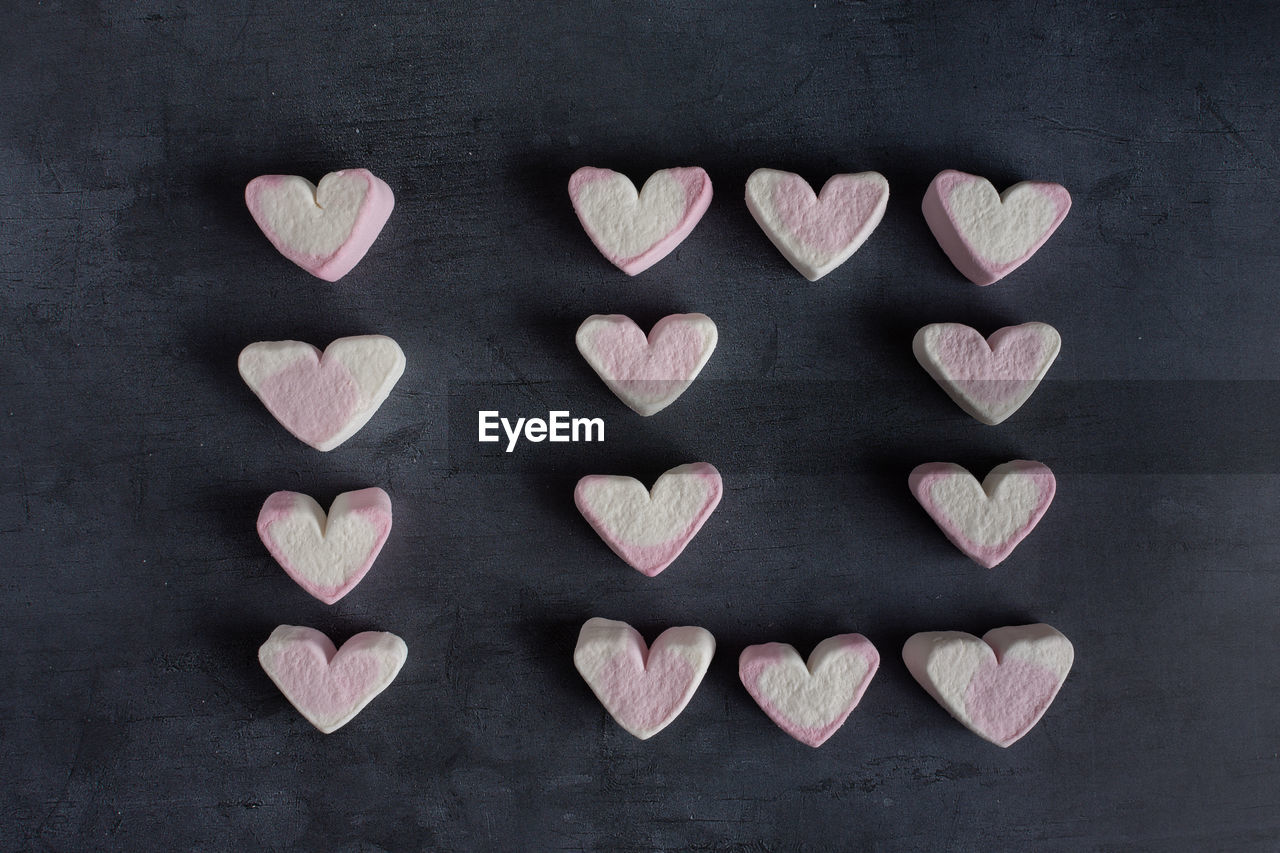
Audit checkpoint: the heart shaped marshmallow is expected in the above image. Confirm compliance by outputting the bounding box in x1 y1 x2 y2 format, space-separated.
922 170 1071 285
575 462 722 577
909 461 1056 568
913 322 1061 425
745 169 889 281
569 167 712 275
903 623 1074 747
739 634 880 747
576 314 717 416
258 625 407 734
238 335 405 451
257 488 392 604
245 169 394 281
574 617 715 740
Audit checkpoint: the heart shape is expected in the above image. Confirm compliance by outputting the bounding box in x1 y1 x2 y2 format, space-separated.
258 625 407 734
909 460 1056 568
575 462 722 577
568 167 712 275
245 169 394 281
238 335 405 451
903 624 1074 747
913 322 1061 425
575 314 718 416
257 488 393 604
745 169 889 281
739 634 880 747
573 617 715 740
922 170 1071 285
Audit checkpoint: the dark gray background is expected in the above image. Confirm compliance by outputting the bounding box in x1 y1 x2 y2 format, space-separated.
3 1 1278 850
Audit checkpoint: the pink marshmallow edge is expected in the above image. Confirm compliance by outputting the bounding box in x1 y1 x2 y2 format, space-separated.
738 635 880 747
594 638 699 734
579 314 715 415
257 488 393 604
770 173 880 254
962 652 1064 747
587 314 710 383
914 323 1058 416
573 463 723 577
568 167 713 275
902 626 1072 747
745 171 889 280
258 626 407 734
921 170 1070 286
249 347 361 449
908 461 1056 568
245 169 395 282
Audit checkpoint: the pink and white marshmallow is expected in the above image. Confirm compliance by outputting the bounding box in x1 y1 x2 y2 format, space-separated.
922 170 1071 285
257 488 392 604
903 623 1074 747
575 462 722 577
238 335 405 451
569 167 712 275
258 625 408 734
739 634 880 747
745 169 889 281
909 461 1056 568
576 314 717 416
913 322 1061 425
245 169 394 281
574 617 715 740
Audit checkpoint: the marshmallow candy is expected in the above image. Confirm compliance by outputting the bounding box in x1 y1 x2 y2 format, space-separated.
574 617 715 740
903 624 1074 747
245 169 394 281
238 335 405 451
576 314 717 416
575 462 722 577
739 634 880 747
257 488 392 604
569 167 712 275
922 170 1071 285
745 169 889 281
909 461 1056 568
913 322 1061 425
258 626 407 734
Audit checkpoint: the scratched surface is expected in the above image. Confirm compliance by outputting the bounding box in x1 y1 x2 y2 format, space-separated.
3 2 1279 850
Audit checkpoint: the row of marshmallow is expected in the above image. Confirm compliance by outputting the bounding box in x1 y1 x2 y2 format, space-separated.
579 460 1055 575
571 166 1071 284
578 313 1061 424
236 312 1060 461
246 166 1070 286
258 618 1075 749
257 455 1053 613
